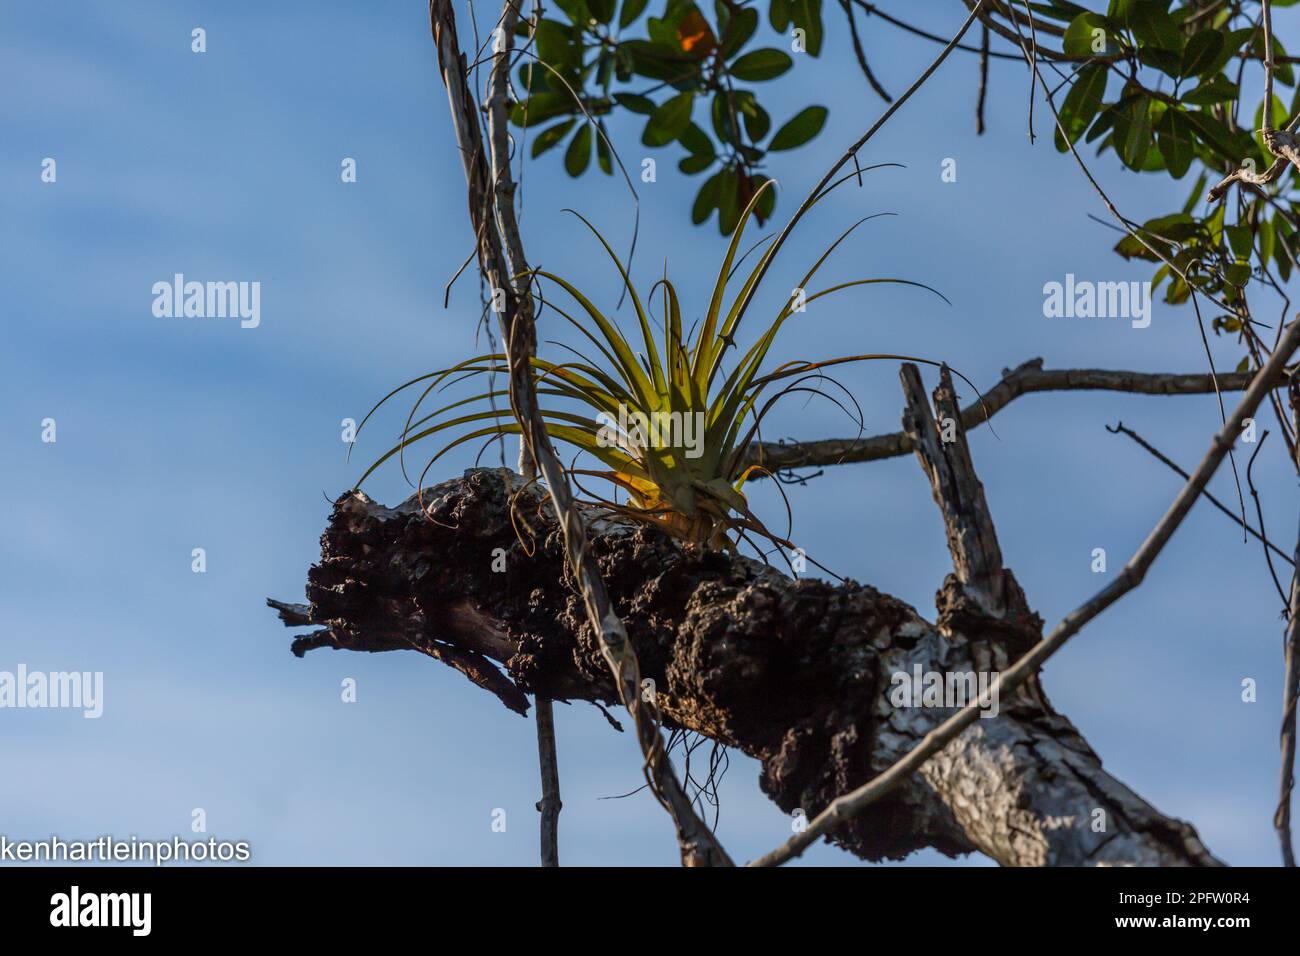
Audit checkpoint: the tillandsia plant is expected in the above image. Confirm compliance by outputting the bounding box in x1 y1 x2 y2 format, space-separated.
353 175 969 555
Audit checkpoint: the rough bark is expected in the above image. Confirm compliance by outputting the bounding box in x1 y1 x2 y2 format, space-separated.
272 468 1221 866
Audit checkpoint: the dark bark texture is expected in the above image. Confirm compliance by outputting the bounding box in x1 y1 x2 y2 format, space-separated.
273 468 1221 867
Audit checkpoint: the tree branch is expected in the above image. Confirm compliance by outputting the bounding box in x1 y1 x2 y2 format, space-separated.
271 467 1220 866
745 358 1274 476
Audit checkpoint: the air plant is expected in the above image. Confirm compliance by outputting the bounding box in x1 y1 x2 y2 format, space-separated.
354 175 963 556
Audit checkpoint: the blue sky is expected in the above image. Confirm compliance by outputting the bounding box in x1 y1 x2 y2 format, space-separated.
2 1 1295 866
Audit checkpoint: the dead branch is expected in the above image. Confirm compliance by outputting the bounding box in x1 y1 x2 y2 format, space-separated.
745 359 1273 476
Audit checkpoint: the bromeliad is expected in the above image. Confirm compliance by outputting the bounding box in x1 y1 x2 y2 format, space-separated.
355 178 966 553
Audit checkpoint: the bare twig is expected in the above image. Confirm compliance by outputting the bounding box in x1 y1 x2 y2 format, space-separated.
1106 421 1294 567
839 0 893 102
977 24 990 134
1265 0 1277 133
856 1 1020 60
749 318 1300 867
1246 431 1292 608
1276 379 1300 867
534 696 561 866
1278 546 1299 866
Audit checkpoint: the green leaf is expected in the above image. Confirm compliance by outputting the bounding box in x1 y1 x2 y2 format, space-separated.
768 105 827 151
1179 30 1223 78
1054 63 1108 152
1226 223 1254 259
550 0 588 25
642 91 694 146
1030 1 1089 23
679 153 713 174
1204 28 1258 78
754 174 776 221
1127 1 1182 52
510 93 574 127
1063 12 1115 57
1137 47 1181 77
1115 232 1162 261
1183 108 1249 163
1277 217 1293 281
1155 108 1193 177
1111 94 1153 169
679 121 715 157
614 92 656 115
1086 106 1117 142
1224 262 1252 286
588 0 616 24
711 92 738 145
739 95 771 141
1181 171 1207 213
1142 212 1199 241
596 125 613 174
534 19 579 71
729 48 793 82
1260 215 1276 269
623 39 696 81
1182 74 1237 106
565 123 592 176
717 168 741 235
620 0 649 27
532 119 577 157
788 0 824 56
721 7 758 58
769 0 790 33
692 171 723 224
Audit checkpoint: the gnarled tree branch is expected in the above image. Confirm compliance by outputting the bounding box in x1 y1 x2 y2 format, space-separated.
270 466 1220 866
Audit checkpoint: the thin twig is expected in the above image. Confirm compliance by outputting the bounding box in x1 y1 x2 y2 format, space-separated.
839 0 893 102
1106 421 1294 567
977 24 990 134
1246 430 1292 608
856 1 1021 59
1275 379 1300 867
